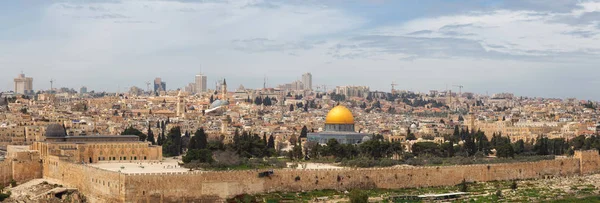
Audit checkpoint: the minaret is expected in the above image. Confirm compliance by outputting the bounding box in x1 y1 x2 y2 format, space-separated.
176 90 185 117
221 115 230 135
221 79 227 100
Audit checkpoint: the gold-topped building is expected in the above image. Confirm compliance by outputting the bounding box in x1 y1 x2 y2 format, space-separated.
308 105 371 144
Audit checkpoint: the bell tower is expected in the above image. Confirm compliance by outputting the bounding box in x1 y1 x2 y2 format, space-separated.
176 90 185 117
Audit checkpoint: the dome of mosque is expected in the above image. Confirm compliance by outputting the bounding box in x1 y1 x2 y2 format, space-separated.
45 124 67 138
325 105 355 124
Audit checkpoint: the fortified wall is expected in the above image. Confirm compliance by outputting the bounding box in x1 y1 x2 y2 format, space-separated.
4 150 600 202
0 146 43 186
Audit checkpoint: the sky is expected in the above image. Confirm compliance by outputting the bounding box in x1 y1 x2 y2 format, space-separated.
1 0 600 100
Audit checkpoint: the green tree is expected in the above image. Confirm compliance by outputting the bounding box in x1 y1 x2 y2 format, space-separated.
121 126 147 141
534 136 549 155
191 128 208 150
146 124 155 145
412 142 441 157
183 149 213 164
163 127 183 156
513 139 525 154
300 126 308 138
496 143 515 158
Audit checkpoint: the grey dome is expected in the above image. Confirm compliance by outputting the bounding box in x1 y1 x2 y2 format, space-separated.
209 99 229 109
361 136 372 143
46 124 67 138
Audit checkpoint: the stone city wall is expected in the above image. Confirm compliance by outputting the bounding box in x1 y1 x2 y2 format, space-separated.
43 156 125 202
0 161 12 186
22 150 600 202
120 158 581 202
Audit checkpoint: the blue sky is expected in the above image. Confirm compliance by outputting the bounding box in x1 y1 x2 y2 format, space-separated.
1 0 600 100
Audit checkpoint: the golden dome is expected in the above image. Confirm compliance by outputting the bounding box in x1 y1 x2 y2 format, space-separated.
325 105 355 124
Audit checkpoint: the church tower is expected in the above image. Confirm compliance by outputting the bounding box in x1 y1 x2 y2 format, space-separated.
176 90 185 117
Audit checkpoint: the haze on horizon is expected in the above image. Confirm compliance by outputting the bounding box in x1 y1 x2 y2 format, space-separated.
1 0 600 100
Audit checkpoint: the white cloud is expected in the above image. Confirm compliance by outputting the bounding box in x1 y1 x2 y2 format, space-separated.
363 3 600 59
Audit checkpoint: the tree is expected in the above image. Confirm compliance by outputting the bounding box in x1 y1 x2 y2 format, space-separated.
121 126 147 141
513 139 525 154
406 128 416 140
291 144 303 160
534 136 549 155
163 127 183 156
496 143 515 158
412 142 441 157
289 104 294 112
267 135 275 149
459 179 468 192
464 130 477 156
146 124 156 145
442 140 455 157
183 149 213 164
190 128 208 150
324 139 340 157
300 126 308 138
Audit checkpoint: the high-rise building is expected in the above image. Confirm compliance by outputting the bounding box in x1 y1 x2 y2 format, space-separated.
153 78 166 93
14 73 33 95
335 86 370 98
195 73 207 93
302 72 312 91
80 86 88 94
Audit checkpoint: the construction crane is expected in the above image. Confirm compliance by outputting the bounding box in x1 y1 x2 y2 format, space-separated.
391 82 398 94
453 85 464 97
145 81 151 93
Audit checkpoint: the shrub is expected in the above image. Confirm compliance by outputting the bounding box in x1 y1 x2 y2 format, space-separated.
459 179 468 192
511 181 518 190
349 190 368 203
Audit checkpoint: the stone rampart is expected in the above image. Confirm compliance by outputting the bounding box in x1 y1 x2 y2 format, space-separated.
43 156 125 202
120 158 581 202
6 150 600 202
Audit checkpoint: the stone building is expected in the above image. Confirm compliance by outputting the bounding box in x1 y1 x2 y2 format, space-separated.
308 105 371 144
31 124 162 164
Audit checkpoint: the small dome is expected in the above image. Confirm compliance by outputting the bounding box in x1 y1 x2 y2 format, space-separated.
361 136 371 143
46 124 67 138
325 105 355 124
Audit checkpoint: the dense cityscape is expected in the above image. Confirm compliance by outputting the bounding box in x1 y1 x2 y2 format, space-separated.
3 0 600 202
2 71 600 202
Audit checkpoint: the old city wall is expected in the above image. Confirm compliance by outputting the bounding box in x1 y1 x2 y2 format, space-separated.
0 161 12 186
121 158 582 202
575 150 600 175
35 150 600 202
43 156 125 202
0 148 43 186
